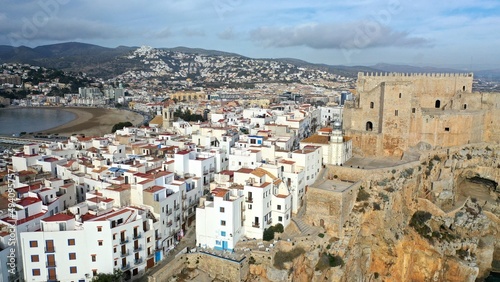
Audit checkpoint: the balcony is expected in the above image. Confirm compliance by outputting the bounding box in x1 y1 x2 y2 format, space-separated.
182 194 187 200
120 237 129 244
252 222 260 228
121 263 131 270
46 262 56 267
167 221 172 227
245 197 253 203
267 218 273 225
135 258 143 265
133 233 142 240
121 251 129 257
209 167 215 172
203 169 208 175
45 247 55 253
174 204 180 210
167 208 172 215
134 245 142 252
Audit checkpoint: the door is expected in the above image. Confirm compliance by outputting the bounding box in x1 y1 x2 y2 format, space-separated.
222 241 228 250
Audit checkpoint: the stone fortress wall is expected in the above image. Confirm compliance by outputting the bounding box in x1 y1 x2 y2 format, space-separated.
343 72 500 158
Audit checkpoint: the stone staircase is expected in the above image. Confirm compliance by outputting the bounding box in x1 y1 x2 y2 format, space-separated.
291 217 319 236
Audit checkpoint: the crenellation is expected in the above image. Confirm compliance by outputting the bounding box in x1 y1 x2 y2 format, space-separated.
345 71 498 158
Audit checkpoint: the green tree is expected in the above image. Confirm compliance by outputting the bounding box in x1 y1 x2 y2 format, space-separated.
111 121 133 133
92 269 123 282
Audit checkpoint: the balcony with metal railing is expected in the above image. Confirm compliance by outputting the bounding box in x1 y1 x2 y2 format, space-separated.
135 258 143 265
252 222 260 228
167 220 172 227
245 197 253 203
174 204 180 210
133 233 142 240
134 245 142 252
121 251 129 257
120 236 129 244
121 263 131 270
167 208 172 215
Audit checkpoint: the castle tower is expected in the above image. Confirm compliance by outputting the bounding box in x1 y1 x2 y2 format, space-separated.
162 100 176 129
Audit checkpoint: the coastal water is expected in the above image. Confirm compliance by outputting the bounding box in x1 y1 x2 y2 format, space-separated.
0 107 76 136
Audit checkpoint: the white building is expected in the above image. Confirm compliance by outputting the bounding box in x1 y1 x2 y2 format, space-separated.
20 207 155 282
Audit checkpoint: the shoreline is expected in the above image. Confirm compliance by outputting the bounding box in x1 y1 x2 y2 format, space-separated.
2 106 145 138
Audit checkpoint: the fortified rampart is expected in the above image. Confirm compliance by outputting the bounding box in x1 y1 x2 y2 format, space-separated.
344 72 499 158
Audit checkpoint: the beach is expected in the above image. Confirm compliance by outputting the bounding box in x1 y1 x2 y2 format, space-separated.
39 107 145 137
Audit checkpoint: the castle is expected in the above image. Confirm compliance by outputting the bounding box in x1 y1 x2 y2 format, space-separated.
343 72 500 158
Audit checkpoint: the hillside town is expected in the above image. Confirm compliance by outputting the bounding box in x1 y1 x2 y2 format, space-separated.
0 47 499 281
0 82 352 281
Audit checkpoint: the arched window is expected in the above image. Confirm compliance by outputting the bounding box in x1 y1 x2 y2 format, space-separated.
463 104 467 110
366 121 373 131
463 86 466 91
370 102 374 109
435 100 441 108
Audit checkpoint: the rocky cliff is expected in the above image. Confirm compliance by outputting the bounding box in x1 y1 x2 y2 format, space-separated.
246 143 500 282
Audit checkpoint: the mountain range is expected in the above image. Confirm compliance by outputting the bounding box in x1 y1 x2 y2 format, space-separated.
0 42 498 79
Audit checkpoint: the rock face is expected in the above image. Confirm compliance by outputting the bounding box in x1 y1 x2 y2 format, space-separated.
245 143 500 282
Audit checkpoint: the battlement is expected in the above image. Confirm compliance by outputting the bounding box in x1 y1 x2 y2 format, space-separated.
358 72 473 78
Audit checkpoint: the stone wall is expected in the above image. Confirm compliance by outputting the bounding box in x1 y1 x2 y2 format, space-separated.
185 252 248 281
344 72 499 158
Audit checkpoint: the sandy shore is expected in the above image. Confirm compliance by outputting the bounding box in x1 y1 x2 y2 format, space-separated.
39 107 145 137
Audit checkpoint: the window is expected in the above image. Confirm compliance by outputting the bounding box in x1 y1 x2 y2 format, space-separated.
366 121 373 131
399 93 402 98
221 220 226 226
220 207 225 213
46 240 55 252
113 233 116 240
221 231 226 236
68 239 75 246
463 104 467 110
435 100 441 108
395 110 398 116
278 216 283 222
29 241 38 248
47 254 55 267
31 255 39 262
70 266 77 273
248 204 252 210
277 205 281 210
32 269 41 276
97 226 102 232
370 102 374 109
114 247 117 253
98 240 103 246
445 127 450 132
91 254 96 262
412 108 416 113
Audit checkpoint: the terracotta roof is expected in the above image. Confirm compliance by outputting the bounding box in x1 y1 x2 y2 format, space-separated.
42 213 73 222
144 185 165 193
17 197 41 206
301 135 330 144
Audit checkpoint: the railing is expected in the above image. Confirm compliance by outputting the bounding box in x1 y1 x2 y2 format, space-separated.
120 237 129 244
135 258 143 265
46 261 56 267
267 218 272 225
175 204 180 210
121 251 129 257
203 169 208 175
134 245 142 252
121 263 130 270
252 222 260 228
45 247 55 253
167 221 172 227
167 208 172 215
245 197 253 203
182 194 187 200
133 233 141 240
209 167 215 172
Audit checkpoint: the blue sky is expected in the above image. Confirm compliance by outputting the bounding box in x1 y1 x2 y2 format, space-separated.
0 0 498 69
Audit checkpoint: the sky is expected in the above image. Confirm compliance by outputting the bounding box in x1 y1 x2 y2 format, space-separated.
0 0 499 70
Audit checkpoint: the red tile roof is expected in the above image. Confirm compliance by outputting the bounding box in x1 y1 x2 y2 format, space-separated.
42 213 74 222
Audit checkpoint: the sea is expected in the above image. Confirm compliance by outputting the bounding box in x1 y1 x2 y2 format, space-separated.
0 107 76 136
